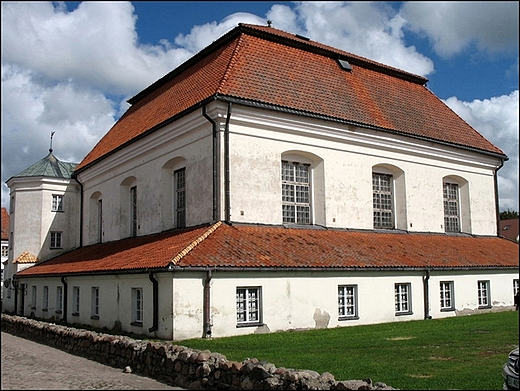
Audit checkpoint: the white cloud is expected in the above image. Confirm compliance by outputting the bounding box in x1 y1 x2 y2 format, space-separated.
401 1 519 57
444 91 519 211
1 1 518 214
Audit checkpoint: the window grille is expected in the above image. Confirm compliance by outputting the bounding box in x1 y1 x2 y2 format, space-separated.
282 161 310 224
443 182 460 232
373 173 394 229
52 194 64 212
395 283 411 314
236 287 261 325
338 285 358 318
175 168 186 228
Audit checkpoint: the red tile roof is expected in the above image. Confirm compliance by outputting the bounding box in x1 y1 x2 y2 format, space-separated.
1 207 9 241
16 222 518 277
75 24 505 172
499 218 519 242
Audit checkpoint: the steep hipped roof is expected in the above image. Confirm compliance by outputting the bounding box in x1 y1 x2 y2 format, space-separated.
11 152 77 180
75 24 506 172
16 222 518 277
1 207 9 241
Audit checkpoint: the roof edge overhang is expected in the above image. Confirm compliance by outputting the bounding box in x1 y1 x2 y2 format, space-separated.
74 92 507 177
14 264 519 280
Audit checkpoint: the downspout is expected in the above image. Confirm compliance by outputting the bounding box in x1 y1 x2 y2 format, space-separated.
423 269 431 320
202 269 212 338
148 272 159 333
61 276 68 323
202 105 219 222
224 103 232 222
494 159 505 236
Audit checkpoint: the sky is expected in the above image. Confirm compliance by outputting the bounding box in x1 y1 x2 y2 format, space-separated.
1 1 518 213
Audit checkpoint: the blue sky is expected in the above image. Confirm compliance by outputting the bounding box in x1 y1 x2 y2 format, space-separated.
1 1 518 211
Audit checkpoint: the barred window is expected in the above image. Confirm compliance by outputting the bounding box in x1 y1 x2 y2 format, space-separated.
338 285 358 319
443 182 460 232
282 161 311 224
373 173 394 229
174 168 186 228
395 283 412 315
52 194 64 212
440 281 454 311
236 287 262 326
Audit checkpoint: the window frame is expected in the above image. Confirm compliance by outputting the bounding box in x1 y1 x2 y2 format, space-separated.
56 286 63 314
372 172 394 229
281 160 312 225
42 285 49 311
395 283 412 315
91 287 99 319
50 231 62 249
338 284 359 320
72 286 80 316
439 281 455 311
51 194 64 212
131 287 143 326
477 280 491 308
130 186 137 237
31 285 37 310
443 181 460 233
236 286 263 327
174 167 186 228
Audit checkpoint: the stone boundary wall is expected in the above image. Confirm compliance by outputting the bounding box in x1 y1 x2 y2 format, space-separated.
1 314 396 390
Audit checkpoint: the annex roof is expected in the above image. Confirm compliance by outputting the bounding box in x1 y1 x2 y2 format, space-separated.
75 23 506 172
499 218 519 242
10 152 77 180
16 222 518 278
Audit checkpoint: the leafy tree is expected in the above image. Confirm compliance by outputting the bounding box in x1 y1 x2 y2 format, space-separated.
500 209 519 219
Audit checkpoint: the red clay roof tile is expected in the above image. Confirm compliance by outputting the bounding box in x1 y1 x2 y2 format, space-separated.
75 24 505 172
16 223 518 277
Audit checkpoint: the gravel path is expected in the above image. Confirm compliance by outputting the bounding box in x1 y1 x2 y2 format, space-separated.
1 331 183 390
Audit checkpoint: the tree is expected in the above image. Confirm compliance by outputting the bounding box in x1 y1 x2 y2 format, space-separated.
500 209 519 220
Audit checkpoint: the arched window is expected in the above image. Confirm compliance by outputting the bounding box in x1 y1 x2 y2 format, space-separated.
442 175 470 233
89 192 102 244
120 176 137 238
372 164 406 230
161 157 186 230
281 151 324 225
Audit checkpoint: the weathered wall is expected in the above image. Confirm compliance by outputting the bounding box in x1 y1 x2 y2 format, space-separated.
1 314 396 390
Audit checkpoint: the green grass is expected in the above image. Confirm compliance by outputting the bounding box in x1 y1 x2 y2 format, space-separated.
180 310 519 390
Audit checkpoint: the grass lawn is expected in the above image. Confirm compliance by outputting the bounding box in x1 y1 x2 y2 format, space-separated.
180 310 519 390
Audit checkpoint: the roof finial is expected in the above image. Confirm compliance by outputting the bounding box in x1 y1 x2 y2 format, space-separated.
49 131 55 153
267 20 272 27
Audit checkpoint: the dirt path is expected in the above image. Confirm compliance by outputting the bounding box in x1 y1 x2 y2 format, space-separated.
1 331 183 390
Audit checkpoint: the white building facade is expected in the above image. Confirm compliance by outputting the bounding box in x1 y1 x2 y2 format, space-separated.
4 24 518 341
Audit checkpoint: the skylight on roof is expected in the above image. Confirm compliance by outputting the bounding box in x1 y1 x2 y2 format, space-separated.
338 59 352 72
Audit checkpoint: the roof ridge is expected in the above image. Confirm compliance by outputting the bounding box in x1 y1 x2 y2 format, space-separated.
215 32 244 94
170 221 223 265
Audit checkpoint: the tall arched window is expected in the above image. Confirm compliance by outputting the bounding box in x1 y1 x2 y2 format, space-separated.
372 164 406 230
120 176 137 238
88 192 102 244
281 151 324 226
442 175 470 233
161 157 186 230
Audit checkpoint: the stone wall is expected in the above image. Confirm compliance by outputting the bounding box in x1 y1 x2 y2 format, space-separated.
1 314 396 390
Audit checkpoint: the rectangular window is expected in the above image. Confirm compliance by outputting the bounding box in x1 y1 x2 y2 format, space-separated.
478 280 490 308
131 288 143 325
338 285 358 319
56 286 63 314
1 244 8 257
373 173 394 229
31 286 37 310
440 281 454 311
282 161 311 225
174 168 186 228
72 286 80 315
97 199 103 243
395 283 412 315
42 286 49 311
236 287 262 326
130 186 137 237
91 287 99 319
443 182 460 232
50 232 62 249
52 194 64 212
